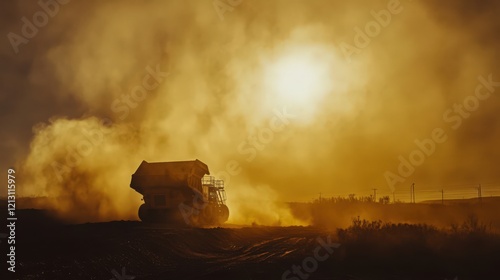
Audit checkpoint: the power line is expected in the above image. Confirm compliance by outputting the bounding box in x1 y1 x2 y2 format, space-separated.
316 182 500 203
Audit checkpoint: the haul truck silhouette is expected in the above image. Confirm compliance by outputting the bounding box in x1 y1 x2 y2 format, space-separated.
130 159 229 226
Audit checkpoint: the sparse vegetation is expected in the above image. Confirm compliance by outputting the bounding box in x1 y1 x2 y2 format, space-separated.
289 196 500 232
331 216 500 278
450 214 489 235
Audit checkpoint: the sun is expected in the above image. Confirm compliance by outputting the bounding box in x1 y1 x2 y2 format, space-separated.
264 46 334 107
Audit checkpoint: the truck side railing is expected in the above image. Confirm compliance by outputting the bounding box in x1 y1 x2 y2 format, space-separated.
202 176 227 204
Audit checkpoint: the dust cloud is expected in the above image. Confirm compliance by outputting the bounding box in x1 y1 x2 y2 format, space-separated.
1 0 499 223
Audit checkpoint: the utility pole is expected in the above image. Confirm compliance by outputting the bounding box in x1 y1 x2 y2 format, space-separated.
372 188 377 202
392 192 395 204
441 189 444 205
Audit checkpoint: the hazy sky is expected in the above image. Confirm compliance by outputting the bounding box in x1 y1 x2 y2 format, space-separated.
1 0 499 223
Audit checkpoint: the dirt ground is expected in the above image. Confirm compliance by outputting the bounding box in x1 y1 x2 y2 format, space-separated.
3 209 498 280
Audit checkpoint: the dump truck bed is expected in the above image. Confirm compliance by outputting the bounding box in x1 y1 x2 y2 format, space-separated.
130 159 210 194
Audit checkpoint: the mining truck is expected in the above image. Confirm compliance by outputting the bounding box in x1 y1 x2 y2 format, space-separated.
130 159 229 226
